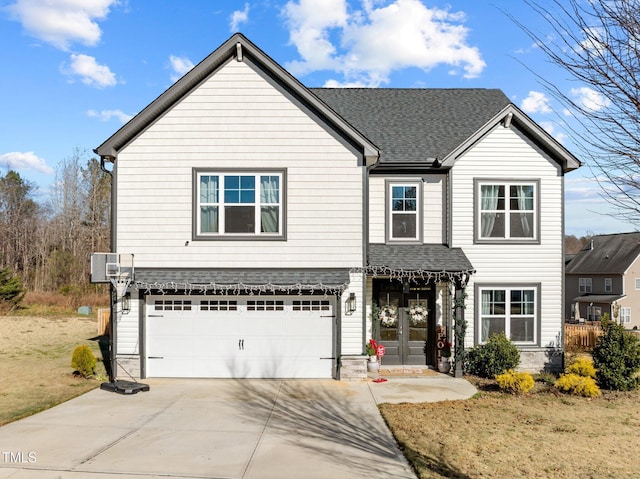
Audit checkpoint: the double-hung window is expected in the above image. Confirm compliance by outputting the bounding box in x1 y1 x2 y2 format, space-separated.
387 181 421 242
195 170 284 239
620 307 631 324
477 180 537 241
579 278 592 294
604 278 612 293
478 286 538 344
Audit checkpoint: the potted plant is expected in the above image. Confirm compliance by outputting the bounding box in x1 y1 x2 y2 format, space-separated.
365 339 379 372
438 339 452 373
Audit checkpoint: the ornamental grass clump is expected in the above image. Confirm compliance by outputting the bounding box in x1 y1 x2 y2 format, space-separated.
71 345 97 378
495 369 535 395
464 333 520 378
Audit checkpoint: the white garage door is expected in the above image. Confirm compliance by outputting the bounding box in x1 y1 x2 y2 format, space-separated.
145 296 335 378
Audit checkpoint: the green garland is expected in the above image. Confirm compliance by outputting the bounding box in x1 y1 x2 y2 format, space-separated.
452 292 468 370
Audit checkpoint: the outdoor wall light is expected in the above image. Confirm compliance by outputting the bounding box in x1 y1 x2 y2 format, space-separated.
122 292 131 314
345 292 356 315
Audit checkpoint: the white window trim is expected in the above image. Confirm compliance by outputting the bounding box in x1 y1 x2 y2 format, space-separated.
193 170 285 240
475 179 539 243
635 278 640 290
477 285 539 346
604 278 612 293
579 277 592 294
386 180 422 243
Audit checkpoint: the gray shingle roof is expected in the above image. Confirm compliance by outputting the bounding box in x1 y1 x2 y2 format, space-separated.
566 232 640 274
135 268 350 289
368 244 474 272
311 88 511 165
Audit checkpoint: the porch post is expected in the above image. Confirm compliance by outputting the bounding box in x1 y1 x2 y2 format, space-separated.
453 279 467 379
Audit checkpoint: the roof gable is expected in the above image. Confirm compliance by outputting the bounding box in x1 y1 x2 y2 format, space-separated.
566 232 640 274
312 89 580 172
94 33 378 163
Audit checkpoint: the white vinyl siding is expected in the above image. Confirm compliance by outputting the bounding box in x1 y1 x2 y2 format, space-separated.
450 125 564 350
115 60 363 269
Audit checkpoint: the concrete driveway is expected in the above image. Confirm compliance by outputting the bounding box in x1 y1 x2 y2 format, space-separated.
0 376 476 479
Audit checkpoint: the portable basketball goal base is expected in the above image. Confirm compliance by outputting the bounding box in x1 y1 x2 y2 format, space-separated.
90 253 149 394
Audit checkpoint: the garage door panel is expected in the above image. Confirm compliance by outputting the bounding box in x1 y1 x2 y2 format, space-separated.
146 295 335 379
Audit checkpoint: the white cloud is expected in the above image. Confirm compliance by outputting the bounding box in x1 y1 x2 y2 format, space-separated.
570 87 611 112
521 91 552 114
62 53 116 88
6 0 118 51
169 55 194 82
0 151 53 174
538 121 567 144
87 109 132 123
230 3 250 32
283 0 485 86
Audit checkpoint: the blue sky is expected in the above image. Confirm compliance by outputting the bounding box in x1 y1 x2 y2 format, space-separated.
0 0 632 237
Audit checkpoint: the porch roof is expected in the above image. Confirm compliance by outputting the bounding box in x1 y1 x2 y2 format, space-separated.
133 268 350 295
367 244 474 284
571 294 625 304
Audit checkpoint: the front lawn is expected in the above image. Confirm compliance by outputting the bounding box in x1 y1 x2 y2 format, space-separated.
380 379 640 478
0 316 106 426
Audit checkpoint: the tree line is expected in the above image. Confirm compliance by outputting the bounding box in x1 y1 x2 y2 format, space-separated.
0 149 110 300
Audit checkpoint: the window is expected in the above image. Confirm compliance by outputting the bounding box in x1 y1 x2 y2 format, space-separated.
292 299 331 311
604 278 612 293
195 170 284 238
478 286 537 344
247 300 284 311
477 181 537 241
620 307 631 324
154 300 192 311
579 278 592 294
635 278 640 290
387 181 421 242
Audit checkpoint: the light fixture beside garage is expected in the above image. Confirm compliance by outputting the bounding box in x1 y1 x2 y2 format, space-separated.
345 292 356 315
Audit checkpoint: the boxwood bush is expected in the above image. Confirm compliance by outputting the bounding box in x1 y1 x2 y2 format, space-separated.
464 333 520 378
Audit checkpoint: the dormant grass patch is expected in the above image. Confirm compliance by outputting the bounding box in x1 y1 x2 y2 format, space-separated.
380 379 640 478
0 315 106 426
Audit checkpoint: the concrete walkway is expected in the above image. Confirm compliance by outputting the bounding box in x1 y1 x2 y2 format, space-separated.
0 375 476 479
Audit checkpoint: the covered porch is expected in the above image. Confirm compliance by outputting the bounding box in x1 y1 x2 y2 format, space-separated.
365 244 474 378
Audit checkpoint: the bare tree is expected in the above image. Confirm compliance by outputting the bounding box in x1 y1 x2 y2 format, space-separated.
513 0 640 225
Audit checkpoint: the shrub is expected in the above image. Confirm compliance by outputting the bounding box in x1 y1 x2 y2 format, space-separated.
464 333 520 378
592 316 640 391
566 357 596 379
0 266 25 312
71 345 97 378
554 373 601 398
496 369 535 395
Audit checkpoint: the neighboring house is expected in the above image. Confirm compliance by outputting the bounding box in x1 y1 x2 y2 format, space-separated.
93 33 580 380
565 232 640 330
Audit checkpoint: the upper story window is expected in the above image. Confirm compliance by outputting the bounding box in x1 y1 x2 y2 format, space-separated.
387 181 421 242
604 278 612 293
579 277 592 294
194 170 285 240
476 180 538 242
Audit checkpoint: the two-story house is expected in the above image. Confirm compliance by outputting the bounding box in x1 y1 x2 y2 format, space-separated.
93 33 580 380
565 232 640 329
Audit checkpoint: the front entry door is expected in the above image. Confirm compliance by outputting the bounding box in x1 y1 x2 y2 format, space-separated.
374 281 436 366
